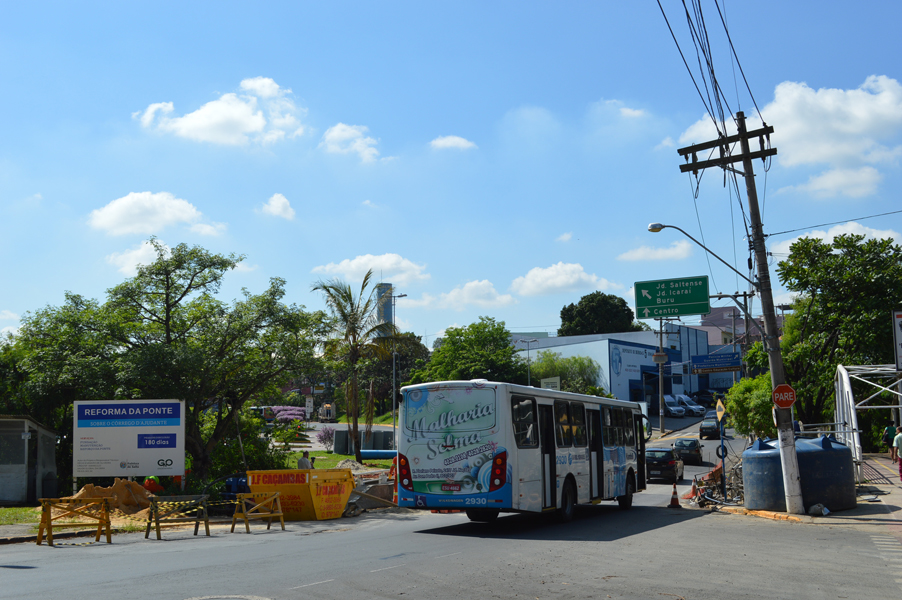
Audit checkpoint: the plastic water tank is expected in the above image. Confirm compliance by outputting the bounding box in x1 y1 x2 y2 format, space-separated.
742 435 856 512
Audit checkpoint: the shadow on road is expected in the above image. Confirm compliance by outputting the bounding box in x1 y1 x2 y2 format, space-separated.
414 504 711 542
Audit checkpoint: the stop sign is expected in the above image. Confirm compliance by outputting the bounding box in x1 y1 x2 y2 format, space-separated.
772 383 796 409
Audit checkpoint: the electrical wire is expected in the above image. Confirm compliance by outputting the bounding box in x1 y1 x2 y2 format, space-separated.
766 209 902 237
715 0 764 123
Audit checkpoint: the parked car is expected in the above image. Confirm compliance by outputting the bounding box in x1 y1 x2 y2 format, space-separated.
676 395 705 417
662 395 686 418
673 438 704 465
646 447 684 483
691 389 723 408
699 418 721 439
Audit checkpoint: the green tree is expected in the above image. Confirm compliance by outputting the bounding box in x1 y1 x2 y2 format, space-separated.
13 239 321 484
530 351 602 395
312 269 393 463
407 317 526 385
724 373 776 439
558 292 644 336
776 233 902 424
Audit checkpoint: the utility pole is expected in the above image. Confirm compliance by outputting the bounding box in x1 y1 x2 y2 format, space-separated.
678 112 804 514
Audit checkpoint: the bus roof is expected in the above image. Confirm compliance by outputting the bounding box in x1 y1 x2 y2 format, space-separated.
400 380 641 410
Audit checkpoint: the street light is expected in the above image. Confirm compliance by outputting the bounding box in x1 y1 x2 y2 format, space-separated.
648 223 757 289
517 338 539 386
391 293 407 449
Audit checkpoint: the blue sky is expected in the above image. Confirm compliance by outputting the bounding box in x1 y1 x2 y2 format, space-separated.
3 2 902 346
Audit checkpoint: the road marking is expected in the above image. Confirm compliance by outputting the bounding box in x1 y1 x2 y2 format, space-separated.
435 552 461 559
371 564 406 572
289 580 334 589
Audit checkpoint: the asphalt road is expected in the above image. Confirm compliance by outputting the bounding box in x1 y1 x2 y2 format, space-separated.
3 496 899 600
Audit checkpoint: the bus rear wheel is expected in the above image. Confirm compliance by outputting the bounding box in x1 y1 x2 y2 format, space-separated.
618 476 635 510
466 508 499 522
556 481 576 523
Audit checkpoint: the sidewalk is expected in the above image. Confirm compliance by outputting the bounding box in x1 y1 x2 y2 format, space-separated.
716 453 902 526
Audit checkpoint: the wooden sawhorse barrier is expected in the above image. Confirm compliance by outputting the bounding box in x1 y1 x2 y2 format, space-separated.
231 492 285 533
36 497 112 546
145 495 210 540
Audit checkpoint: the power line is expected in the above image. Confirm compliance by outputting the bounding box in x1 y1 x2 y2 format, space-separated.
766 209 902 237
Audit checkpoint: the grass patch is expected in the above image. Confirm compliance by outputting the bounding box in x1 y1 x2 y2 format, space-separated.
0 506 41 525
285 450 393 470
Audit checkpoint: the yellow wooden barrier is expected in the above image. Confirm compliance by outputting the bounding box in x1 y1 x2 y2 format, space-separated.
230 492 285 533
144 495 210 540
36 498 112 546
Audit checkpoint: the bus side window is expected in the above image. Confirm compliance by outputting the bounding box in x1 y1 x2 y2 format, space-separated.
603 407 613 448
511 396 538 448
624 409 635 446
570 402 587 447
613 407 624 447
554 400 572 447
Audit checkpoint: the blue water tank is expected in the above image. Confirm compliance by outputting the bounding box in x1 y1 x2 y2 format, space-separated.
742 436 856 512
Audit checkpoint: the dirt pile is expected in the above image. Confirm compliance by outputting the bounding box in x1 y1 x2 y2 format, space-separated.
68 478 151 516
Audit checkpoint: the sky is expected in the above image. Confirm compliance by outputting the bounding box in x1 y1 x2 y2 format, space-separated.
3 2 902 347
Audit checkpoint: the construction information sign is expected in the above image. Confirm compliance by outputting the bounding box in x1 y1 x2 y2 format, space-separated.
73 399 185 477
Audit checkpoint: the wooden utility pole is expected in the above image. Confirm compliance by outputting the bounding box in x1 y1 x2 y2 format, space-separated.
677 112 804 514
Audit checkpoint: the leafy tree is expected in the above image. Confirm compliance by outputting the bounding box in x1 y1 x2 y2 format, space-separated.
359 331 431 416
312 269 393 463
558 292 644 336
724 373 776 439
776 234 902 424
407 317 526 385
530 351 602 395
13 239 321 484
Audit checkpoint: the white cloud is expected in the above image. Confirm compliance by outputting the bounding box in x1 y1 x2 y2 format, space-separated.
620 107 646 118
239 76 284 99
312 254 429 286
617 240 693 261
320 123 380 162
655 137 675 150
556 232 573 242
406 281 516 310
677 76 902 199
510 262 620 296
779 167 882 198
361 200 377 208
106 240 168 276
430 135 477 150
89 191 222 236
234 263 259 273
259 193 296 220
136 77 306 145
189 222 227 236
768 221 901 256
0 310 19 320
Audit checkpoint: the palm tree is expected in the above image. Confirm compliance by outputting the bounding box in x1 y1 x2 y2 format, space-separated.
312 269 394 463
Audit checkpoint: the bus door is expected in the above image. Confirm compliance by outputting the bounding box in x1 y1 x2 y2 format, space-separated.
539 404 556 509
634 412 648 491
588 409 603 499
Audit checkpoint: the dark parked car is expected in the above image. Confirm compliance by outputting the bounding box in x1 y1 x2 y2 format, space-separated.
692 389 723 408
673 438 704 465
699 418 721 439
645 447 684 483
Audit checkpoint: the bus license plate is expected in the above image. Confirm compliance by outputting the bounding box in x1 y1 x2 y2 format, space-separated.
650 470 660 475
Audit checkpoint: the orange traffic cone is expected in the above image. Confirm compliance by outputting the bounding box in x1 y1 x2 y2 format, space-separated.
667 482 682 509
681 478 698 500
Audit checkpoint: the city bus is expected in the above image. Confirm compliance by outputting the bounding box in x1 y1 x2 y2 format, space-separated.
396 380 647 522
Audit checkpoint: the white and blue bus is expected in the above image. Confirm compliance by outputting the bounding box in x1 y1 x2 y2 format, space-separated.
397 380 647 522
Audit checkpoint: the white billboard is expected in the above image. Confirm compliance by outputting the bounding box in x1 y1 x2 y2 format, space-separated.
73 399 185 477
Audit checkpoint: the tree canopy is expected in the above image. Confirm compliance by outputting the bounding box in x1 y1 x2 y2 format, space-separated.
777 233 902 424
530 351 602 395
9 239 321 483
406 317 526 385
558 292 645 336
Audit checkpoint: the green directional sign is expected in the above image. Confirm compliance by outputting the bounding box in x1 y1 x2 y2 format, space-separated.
634 275 710 319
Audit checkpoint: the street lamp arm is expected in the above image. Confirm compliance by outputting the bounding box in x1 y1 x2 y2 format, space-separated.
648 223 757 289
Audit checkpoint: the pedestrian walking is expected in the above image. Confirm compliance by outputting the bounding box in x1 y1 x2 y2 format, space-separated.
893 427 902 481
884 422 897 462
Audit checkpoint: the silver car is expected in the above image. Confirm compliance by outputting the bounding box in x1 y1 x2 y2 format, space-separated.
676 395 706 417
662 395 686 417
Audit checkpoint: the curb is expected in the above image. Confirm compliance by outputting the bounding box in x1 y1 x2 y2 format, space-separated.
716 506 808 523
0 527 126 546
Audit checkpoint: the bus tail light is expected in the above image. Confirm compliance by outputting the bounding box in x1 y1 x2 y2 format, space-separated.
489 451 507 492
398 453 414 492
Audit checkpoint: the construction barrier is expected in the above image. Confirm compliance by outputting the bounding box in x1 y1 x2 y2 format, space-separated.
36 498 112 546
247 469 354 520
231 492 285 533
145 495 210 540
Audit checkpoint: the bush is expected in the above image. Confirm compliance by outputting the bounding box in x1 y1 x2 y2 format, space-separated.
316 426 335 452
